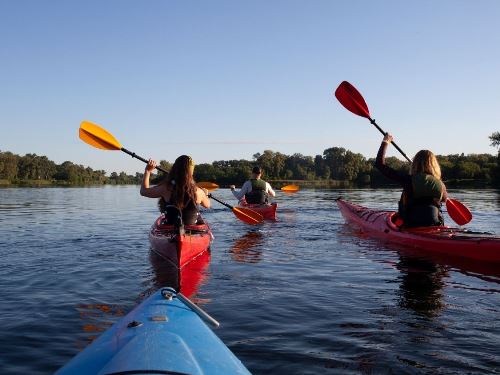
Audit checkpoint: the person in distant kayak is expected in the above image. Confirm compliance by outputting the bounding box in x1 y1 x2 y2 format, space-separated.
140 155 210 225
230 166 276 204
375 134 448 227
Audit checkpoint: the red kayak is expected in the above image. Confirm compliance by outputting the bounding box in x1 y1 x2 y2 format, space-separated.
149 216 213 268
239 202 278 221
337 198 500 263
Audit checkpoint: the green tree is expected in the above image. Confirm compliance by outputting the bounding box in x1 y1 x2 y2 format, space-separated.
0 151 19 180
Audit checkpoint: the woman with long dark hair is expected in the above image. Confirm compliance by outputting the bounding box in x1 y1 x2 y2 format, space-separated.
140 155 210 225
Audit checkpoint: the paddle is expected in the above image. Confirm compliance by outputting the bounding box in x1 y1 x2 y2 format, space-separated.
197 182 219 192
208 194 263 225
334 81 473 225
79 121 260 224
280 184 300 193
79 121 168 173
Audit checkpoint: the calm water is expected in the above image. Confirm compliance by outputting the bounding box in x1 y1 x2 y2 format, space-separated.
1 186 499 374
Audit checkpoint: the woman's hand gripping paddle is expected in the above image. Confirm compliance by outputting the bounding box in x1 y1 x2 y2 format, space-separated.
334 81 473 225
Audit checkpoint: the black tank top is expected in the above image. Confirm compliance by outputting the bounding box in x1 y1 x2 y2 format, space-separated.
164 188 199 226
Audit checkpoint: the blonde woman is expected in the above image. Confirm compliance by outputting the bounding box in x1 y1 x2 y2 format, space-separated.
140 155 210 225
375 134 448 227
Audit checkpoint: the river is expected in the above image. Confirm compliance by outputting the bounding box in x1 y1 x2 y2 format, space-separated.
0 186 499 374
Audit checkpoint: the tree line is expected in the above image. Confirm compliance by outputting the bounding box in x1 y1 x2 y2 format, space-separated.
1 132 500 187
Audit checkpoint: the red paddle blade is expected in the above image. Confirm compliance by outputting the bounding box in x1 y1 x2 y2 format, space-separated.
446 198 472 226
233 207 263 225
334 81 371 119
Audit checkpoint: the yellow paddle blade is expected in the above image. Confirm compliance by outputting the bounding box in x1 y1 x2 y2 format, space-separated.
79 121 122 150
197 182 219 192
281 184 300 192
233 207 263 225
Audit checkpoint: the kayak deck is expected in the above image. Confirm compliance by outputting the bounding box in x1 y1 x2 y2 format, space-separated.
149 216 213 269
55 288 251 375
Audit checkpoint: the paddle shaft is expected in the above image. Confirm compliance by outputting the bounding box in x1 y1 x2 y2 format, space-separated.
208 194 234 209
121 147 168 173
368 118 412 163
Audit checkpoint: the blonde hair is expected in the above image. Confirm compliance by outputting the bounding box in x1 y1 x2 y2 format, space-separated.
410 150 441 180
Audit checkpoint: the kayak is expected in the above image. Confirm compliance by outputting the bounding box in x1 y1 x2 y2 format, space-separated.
149 215 213 268
239 202 278 221
55 287 251 375
336 198 500 262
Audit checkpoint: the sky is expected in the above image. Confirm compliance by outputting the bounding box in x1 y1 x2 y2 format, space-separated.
1 0 499 175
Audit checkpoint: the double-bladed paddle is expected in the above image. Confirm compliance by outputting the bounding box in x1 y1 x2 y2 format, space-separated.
280 184 300 193
79 121 263 225
208 194 263 225
334 81 473 226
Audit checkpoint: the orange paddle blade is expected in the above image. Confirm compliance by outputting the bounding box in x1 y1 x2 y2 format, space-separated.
232 207 263 225
197 182 219 191
79 121 122 150
281 184 300 192
446 198 472 226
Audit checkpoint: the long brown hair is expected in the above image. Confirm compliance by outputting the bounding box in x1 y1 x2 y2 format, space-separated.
158 155 197 212
410 150 442 180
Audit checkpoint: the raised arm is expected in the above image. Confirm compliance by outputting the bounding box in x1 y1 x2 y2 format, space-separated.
140 159 166 198
375 134 408 184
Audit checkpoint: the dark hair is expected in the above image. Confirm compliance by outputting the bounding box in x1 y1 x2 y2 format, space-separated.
252 166 262 174
158 155 197 212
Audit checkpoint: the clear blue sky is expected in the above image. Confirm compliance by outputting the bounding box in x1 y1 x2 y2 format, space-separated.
1 0 499 175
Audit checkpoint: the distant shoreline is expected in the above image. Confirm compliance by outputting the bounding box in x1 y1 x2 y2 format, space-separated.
1 178 496 189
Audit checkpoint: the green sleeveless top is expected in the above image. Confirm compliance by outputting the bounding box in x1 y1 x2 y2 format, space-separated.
411 173 443 201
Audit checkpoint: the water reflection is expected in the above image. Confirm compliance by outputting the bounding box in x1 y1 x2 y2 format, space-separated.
149 250 210 298
339 221 500 281
75 303 125 348
395 256 447 317
229 231 264 263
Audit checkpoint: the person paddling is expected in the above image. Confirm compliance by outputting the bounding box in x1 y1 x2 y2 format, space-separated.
140 155 210 225
375 134 448 227
230 166 276 204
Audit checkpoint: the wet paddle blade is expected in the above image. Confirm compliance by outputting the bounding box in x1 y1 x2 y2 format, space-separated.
334 81 371 119
281 184 300 192
446 198 472 226
79 121 122 150
233 207 263 225
197 182 219 191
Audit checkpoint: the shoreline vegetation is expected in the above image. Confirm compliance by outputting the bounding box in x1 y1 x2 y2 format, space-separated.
1 144 500 189
0 178 496 189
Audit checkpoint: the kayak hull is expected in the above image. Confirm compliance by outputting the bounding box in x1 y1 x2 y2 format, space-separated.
239 202 278 221
149 216 213 268
55 288 251 375
337 198 500 263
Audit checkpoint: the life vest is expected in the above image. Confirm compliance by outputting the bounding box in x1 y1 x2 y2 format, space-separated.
399 173 444 227
163 185 200 226
245 179 268 204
